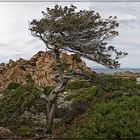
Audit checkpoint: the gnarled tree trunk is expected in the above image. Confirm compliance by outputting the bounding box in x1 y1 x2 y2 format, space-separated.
43 48 68 136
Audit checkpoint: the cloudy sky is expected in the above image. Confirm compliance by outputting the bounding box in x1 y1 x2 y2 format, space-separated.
0 2 140 68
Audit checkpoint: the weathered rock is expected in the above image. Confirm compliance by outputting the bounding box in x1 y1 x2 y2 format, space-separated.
0 51 91 91
112 71 140 78
0 127 16 138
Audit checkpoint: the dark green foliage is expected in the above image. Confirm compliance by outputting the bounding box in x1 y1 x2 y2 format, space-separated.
43 86 54 96
54 75 140 138
7 82 21 90
66 80 93 91
0 83 40 125
61 62 71 71
0 83 49 136
71 54 81 62
65 86 104 103
0 83 57 137
62 96 140 138
112 90 124 98
16 126 36 137
98 74 140 96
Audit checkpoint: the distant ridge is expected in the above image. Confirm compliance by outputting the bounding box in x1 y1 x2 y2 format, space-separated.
93 68 140 74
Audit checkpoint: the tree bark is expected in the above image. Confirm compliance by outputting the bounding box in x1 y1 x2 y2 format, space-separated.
45 95 57 135
43 48 68 136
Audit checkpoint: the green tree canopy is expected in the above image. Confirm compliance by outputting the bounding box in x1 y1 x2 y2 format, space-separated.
29 5 127 68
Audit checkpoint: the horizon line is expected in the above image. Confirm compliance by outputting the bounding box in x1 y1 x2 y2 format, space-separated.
92 67 140 69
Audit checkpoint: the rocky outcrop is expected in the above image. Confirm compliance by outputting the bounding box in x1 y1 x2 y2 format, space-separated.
0 51 91 91
112 71 140 78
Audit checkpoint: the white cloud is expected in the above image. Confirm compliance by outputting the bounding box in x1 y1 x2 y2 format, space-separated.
0 2 140 68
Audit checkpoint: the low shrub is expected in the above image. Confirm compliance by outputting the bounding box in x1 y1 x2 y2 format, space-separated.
65 86 104 103
7 82 21 90
112 90 124 98
15 125 38 137
0 83 48 134
97 74 140 96
65 80 93 91
62 96 140 138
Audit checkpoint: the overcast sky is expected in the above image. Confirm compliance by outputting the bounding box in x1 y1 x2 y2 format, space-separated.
0 2 140 68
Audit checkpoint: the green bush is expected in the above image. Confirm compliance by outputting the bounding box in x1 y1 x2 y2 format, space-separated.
62 62 71 71
7 82 21 90
112 90 124 98
98 74 140 96
16 125 36 137
0 83 47 132
65 86 104 103
62 96 140 138
66 80 93 91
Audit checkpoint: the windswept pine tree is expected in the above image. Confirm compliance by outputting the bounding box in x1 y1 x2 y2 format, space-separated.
29 5 127 136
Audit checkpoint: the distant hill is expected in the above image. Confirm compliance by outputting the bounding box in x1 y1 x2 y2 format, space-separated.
93 68 140 74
